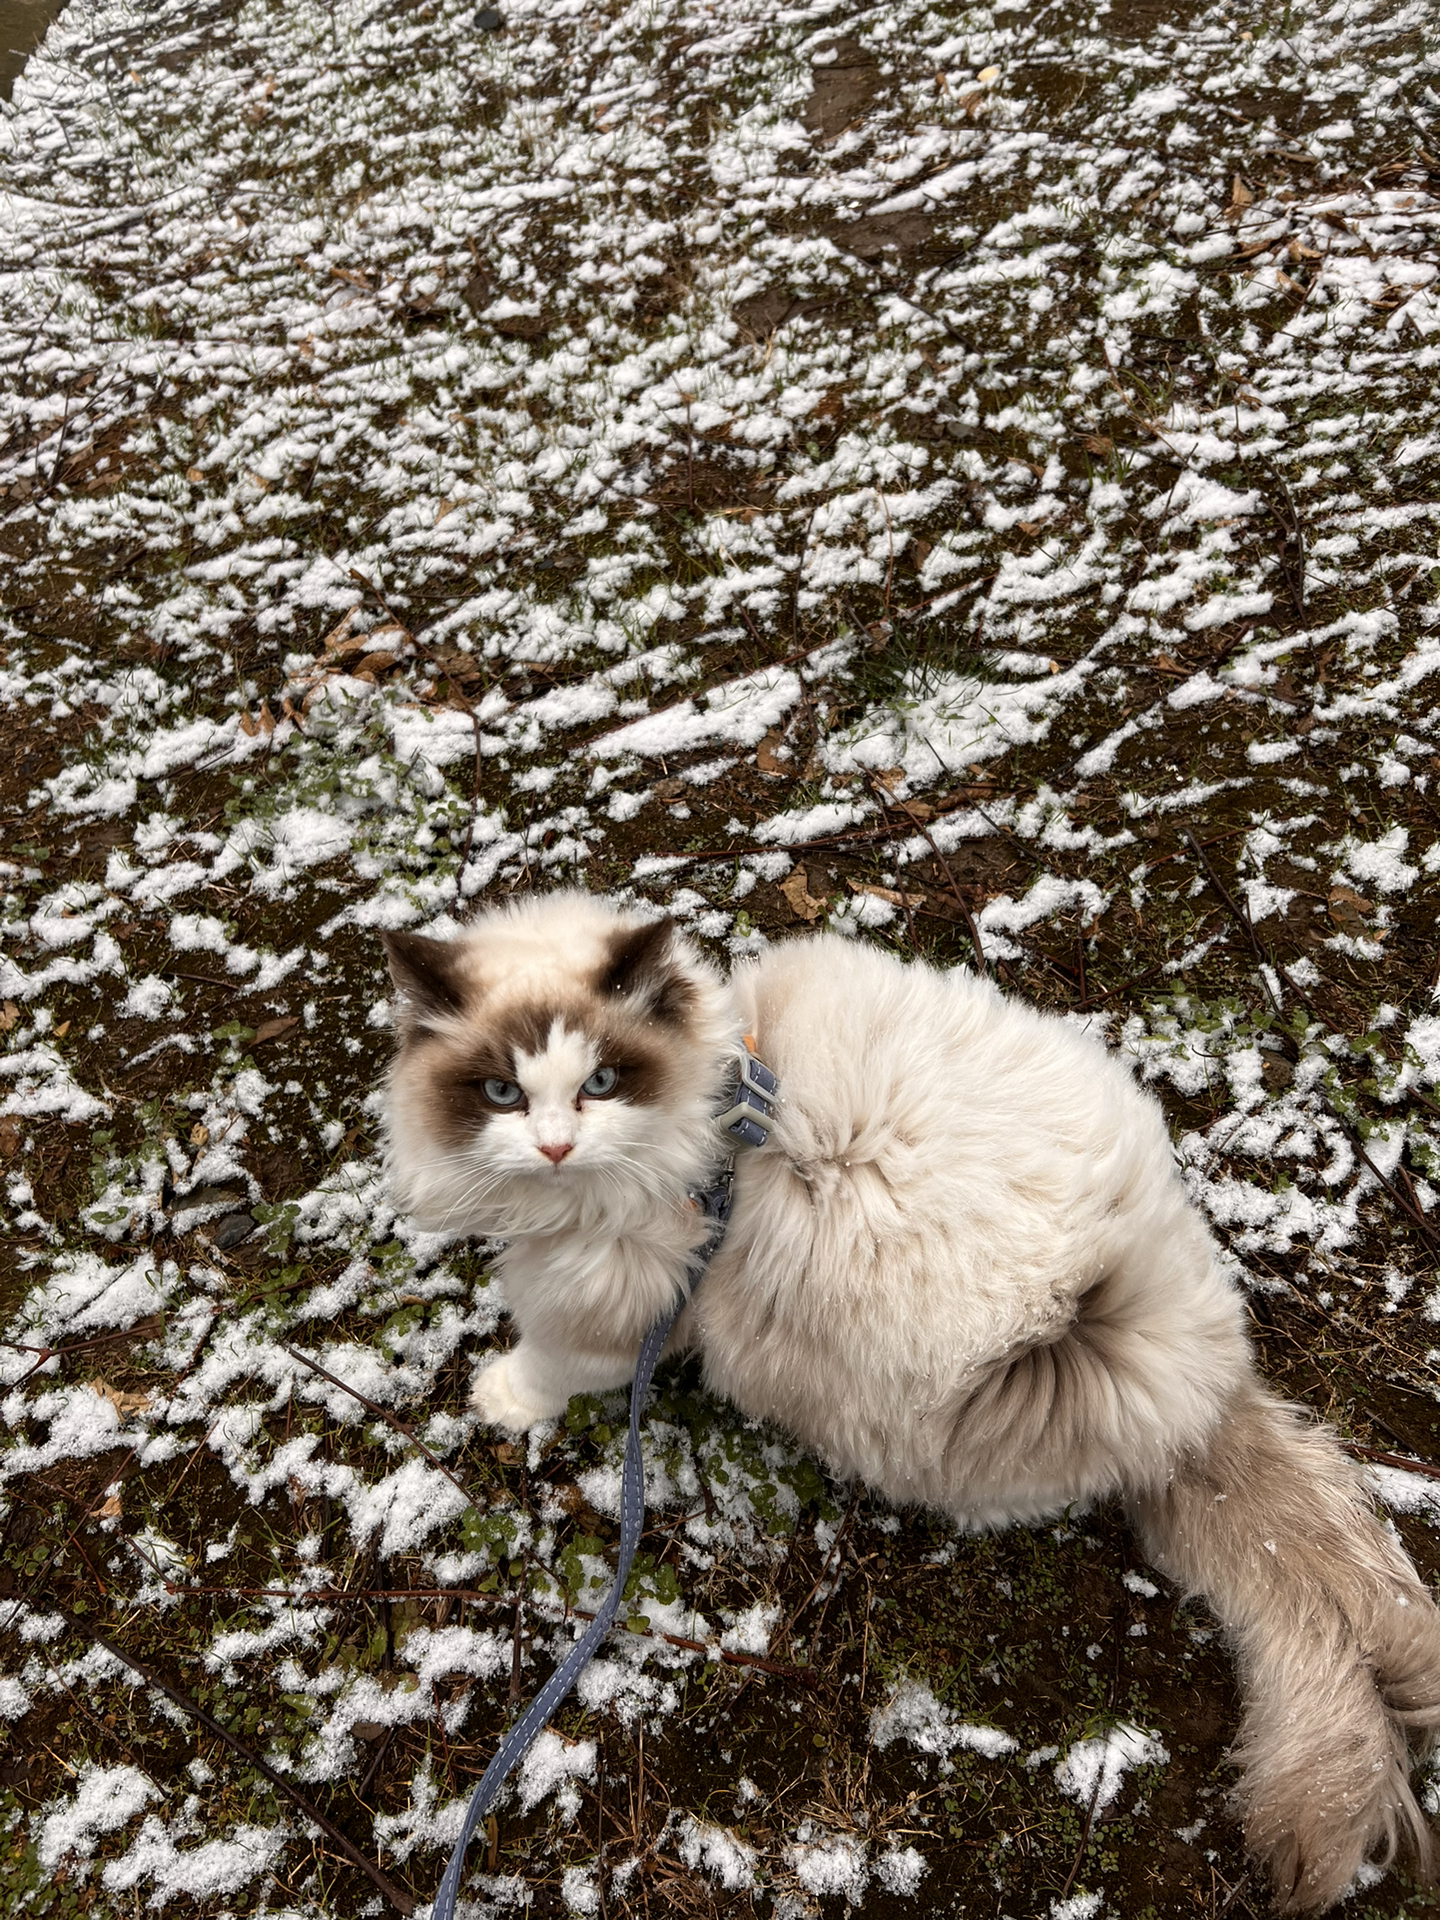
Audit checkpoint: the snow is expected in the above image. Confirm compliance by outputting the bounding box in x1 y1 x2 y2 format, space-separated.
1055 1725 1170 1813
37 1765 159 1871
3 0 1440 1908
869 1680 1018 1760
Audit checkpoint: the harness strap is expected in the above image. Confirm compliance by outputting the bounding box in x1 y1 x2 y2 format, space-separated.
431 1181 734 1920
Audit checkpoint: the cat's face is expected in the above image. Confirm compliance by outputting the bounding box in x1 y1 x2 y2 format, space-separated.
382 895 730 1232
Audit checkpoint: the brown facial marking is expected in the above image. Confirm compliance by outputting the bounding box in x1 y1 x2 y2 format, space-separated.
597 917 695 1025
420 990 682 1152
382 931 471 1028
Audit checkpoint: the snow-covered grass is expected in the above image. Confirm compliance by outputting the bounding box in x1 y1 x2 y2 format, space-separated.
3 0 1440 1912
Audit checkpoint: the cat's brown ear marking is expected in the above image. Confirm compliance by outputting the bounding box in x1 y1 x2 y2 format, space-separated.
381 931 469 1028
600 917 693 1025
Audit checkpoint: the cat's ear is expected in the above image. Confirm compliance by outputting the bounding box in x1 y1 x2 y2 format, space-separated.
600 917 693 1025
381 931 469 1029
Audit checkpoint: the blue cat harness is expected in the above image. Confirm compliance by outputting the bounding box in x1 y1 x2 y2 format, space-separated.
431 1041 779 1920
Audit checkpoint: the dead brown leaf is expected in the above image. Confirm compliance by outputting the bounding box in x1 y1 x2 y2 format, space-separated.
318 608 359 654
0 1117 21 1157
0 1001 18 1031
849 881 926 908
253 1016 300 1044
90 1378 152 1419
780 869 828 921
1328 885 1373 916
756 732 792 774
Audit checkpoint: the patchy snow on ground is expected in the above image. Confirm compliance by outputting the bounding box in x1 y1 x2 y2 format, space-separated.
3 0 1440 1910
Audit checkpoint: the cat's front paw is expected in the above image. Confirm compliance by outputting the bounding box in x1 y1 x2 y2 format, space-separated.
470 1354 552 1433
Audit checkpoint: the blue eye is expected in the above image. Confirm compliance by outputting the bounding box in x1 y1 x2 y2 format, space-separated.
581 1066 619 1098
482 1079 524 1108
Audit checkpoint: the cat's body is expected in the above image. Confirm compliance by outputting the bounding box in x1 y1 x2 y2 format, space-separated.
383 891 1440 1913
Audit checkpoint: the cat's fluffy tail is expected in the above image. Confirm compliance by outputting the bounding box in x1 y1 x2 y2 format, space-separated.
1131 1385 1440 1912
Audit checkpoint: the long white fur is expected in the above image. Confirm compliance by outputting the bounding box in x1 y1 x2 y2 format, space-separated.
382 891 1440 1911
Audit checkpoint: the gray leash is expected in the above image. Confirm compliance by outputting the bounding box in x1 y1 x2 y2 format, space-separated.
431 1176 740 1920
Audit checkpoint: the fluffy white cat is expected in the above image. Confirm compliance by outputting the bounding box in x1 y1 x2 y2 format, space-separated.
383 889 1440 1913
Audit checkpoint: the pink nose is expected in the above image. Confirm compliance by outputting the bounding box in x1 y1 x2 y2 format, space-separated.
539 1142 573 1164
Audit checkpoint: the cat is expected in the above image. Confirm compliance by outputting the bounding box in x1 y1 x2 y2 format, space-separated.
382 889 1440 1913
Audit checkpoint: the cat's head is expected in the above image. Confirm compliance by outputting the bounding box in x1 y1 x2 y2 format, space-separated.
381 891 734 1235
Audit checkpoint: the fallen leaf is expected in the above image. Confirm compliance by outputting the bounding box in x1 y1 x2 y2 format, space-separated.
253 1016 300 1044
318 608 359 654
186 465 203 484
357 652 399 675
1328 885 1373 916
1230 173 1255 209
874 767 906 792
780 869 827 921
0 1001 18 1031
53 1021 70 1038
1017 520 1040 535
849 881 926 908
1081 434 1113 455
190 1123 210 1147
756 732 792 774
434 499 456 525
0 1117 21 1157
90 1378 152 1419
98 1494 124 1519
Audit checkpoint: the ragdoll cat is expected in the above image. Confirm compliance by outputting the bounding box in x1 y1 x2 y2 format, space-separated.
382 890 1440 1913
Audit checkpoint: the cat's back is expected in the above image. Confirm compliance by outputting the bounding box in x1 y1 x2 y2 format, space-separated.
703 933 1233 1511
731 932 1155 1183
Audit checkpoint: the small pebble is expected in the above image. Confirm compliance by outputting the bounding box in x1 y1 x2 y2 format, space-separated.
214 1212 256 1249
475 7 503 28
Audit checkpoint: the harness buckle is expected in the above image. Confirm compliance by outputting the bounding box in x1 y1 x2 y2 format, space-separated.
714 1040 779 1149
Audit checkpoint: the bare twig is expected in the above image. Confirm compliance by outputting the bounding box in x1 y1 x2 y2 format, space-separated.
281 1343 478 1507
51 1607 415 1916
1058 1760 1106 1903
1181 831 1440 1258
1342 1441 1440 1483
157 1581 816 1679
